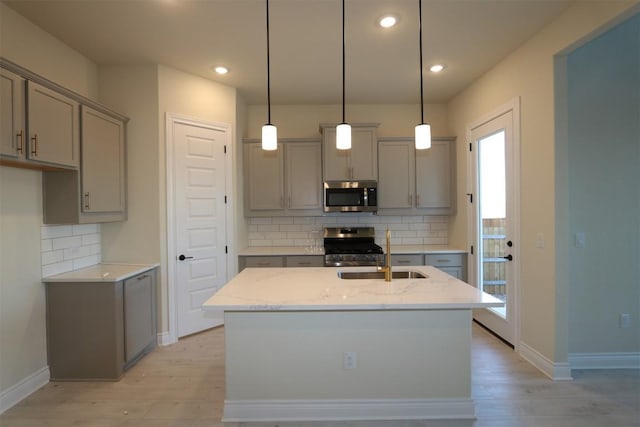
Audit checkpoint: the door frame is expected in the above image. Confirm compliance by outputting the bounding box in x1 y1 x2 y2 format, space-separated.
165 112 235 344
466 97 521 349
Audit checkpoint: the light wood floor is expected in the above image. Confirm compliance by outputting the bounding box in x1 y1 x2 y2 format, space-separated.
1 323 638 427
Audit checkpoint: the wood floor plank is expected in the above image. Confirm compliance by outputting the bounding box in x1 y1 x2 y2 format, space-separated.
1 323 638 427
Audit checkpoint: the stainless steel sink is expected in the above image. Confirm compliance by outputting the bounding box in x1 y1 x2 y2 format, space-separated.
337 270 428 280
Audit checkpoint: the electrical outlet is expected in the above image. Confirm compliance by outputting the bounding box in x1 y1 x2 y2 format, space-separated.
536 233 545 248
343 351 357 369
620 313 631 329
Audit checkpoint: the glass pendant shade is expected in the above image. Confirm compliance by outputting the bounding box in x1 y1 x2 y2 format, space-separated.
415 123 431 150
262 124 278 151
336 123 352 150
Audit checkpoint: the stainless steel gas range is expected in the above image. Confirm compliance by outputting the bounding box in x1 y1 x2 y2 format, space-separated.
323 227 384 267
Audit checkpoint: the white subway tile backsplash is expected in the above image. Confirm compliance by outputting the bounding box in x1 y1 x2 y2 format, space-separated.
73 255 100 270
42 260 74 278
51 236 82 251
41 239 53 252
41 225 73 239
41 224 101 278
245 215 449 248
42 250 64 266
72 224 99 235
81 233 100 246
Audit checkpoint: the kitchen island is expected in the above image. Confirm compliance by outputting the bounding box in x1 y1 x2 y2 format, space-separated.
203 266 503 422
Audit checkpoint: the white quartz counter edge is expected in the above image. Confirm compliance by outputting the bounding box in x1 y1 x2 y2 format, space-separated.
204 266 502 311
238 245 466 256
42 263 160 283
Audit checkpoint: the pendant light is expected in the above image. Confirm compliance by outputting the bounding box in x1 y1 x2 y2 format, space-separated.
262 0 277 150
336 0 351 150
415 0 431 150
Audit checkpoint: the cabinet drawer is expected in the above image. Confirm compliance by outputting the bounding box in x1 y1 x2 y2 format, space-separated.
286 255 324 267
391 254 423 266
424 253 464 267
244 256 285 268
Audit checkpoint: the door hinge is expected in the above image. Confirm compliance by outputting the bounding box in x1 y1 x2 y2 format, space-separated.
224 195 227 204
224 145 227 154
466 193 473 203
225 246 228 254
469 142 472 152
470 245 474 255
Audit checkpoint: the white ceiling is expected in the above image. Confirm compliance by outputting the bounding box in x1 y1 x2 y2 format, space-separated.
4 0 573 105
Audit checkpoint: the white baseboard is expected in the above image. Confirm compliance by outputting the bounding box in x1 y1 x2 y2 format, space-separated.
569 352 640 369
519 341 573 380
0 366 50 414
157 331 176 346
222 398 475 422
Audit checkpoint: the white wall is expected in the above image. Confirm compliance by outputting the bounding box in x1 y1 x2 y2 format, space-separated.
566 13 639 355
0 1 99 405
447 1 638 368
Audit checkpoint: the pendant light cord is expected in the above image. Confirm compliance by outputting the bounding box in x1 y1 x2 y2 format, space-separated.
419 0 424 125
341 0 346 123
266 0 272 124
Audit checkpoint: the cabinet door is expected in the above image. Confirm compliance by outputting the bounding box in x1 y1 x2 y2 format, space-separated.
286 255 324 267
0 69 25 159
81 106 126 213
245 142 284 210
322 127 350 180
391 254 423 266
286 142 322 210
244 256 285 268
378 140 414 208
350 127 377 180
27 81 79 167
124 271 156 364
416 139 451 209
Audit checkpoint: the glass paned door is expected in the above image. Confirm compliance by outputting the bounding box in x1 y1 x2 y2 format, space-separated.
468 103 519 346
479 130 507 318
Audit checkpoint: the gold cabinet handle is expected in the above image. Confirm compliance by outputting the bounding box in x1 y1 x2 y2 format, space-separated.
16 130 24 153
84 192 90 210
31 133 38 156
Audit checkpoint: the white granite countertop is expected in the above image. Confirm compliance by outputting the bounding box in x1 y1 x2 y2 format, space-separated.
203 266 502 311
42 263 159 283
238 245 466 256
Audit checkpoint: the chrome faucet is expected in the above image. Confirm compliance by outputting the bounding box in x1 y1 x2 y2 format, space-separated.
377 228 392 282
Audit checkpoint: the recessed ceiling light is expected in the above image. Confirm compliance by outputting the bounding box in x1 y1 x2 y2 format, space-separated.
430 64 445 73
214 66 229 75
379 15 398 28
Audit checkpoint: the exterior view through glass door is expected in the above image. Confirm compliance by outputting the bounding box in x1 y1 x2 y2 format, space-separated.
468 100 520 346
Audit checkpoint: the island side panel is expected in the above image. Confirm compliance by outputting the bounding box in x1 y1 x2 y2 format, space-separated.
224 309 471 400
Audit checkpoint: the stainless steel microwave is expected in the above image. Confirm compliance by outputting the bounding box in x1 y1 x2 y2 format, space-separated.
323 181 378 213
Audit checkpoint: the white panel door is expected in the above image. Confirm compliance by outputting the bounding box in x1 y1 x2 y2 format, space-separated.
174 122 227 337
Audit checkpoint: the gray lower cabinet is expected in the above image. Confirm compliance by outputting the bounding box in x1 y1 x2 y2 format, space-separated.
391 254 423 266
425 253 466 281
45 268 156 380
239 255 324 271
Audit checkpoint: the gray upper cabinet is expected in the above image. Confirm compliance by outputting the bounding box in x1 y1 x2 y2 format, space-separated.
27 81 79 168
416 139 453 210
43 106 127 224
80 106 126 214
245 142 285 211
244 139 322 216
0 68 26 160
378 137 456 215
321 124 378 181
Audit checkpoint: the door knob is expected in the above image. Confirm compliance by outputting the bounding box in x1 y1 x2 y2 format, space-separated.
178 254 193 261
502 254 513 261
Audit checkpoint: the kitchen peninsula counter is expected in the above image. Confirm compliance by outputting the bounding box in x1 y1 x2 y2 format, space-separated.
204 266 502 422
